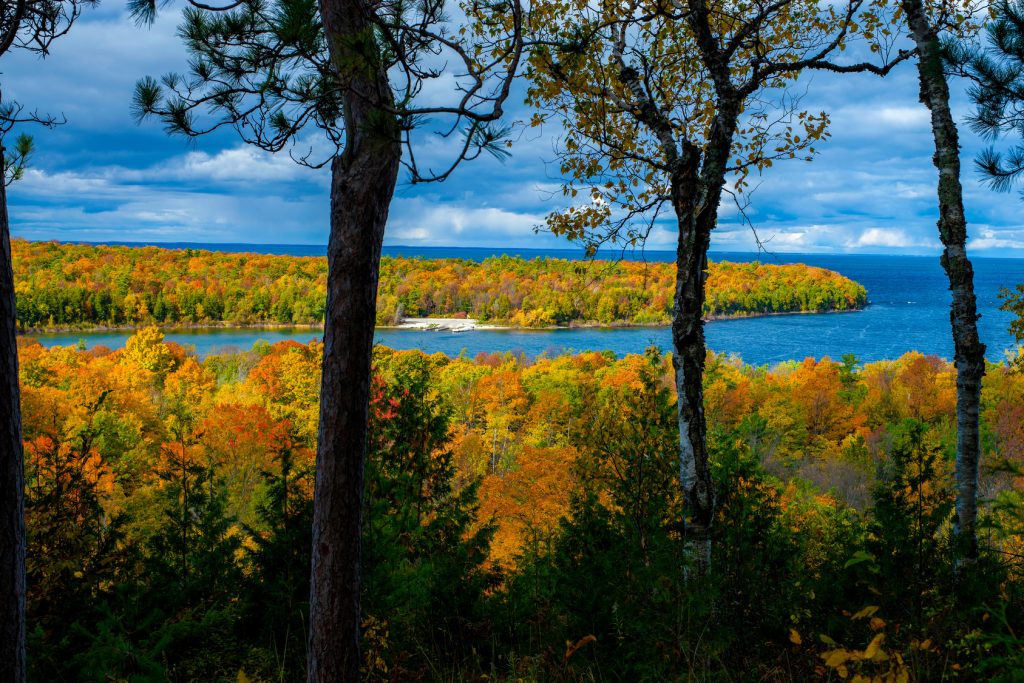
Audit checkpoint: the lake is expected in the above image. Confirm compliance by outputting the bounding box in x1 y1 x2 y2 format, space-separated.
24 246 1024 366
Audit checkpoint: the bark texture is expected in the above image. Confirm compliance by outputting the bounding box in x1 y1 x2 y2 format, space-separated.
901 0 986 567
671 156 715 572
306 1 401 680
613 2 745 574
669 103 741 573
0 147 27 683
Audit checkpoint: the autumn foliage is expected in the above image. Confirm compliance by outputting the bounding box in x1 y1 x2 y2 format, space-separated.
11 240 866 329
16 330 1024 680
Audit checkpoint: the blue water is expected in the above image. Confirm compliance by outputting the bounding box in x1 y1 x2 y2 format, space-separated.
26 243 1024 366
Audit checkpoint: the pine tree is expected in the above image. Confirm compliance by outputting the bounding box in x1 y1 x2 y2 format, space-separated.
129 1 525 676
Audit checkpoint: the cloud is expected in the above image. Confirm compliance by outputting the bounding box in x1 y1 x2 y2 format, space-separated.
849 227 937 249
388 198 546 246
968 225 1024 251
9 161 330 245
971 236 1024 250
14 143 324 194
173 148 318 183
876 106 931 128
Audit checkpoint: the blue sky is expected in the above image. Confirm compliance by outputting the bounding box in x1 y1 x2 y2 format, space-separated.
5 4 1024 256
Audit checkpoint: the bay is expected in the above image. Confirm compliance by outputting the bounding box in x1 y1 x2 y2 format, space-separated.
24 244 1024 366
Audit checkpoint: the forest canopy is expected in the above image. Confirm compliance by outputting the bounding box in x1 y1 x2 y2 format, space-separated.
11 240 867 329
16 331 1024 680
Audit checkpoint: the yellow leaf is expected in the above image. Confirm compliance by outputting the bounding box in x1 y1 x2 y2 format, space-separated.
823 649 851 668
869 616 886 631
789 628 802 645
864 633 885 660
852 605 879 620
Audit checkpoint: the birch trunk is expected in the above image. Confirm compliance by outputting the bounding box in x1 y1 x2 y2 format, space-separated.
670 106 739 574
0 145 26 683
671 154 714 572
307 0 401 679
901 0 986 567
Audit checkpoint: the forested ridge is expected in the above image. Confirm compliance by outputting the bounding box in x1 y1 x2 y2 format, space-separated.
11 240 867 329
15 329 1024 680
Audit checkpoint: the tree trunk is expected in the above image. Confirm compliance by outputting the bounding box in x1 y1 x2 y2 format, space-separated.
669 106 739 575
901 0 986 568
671 147 715 574
307 1 401 680
0 146 27 683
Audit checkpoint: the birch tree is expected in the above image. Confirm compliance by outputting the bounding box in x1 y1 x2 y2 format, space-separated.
525 0 908 572
131 0 524 678
898 0 987 569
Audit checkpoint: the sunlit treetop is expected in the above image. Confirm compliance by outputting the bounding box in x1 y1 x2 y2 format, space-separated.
522 0 978 254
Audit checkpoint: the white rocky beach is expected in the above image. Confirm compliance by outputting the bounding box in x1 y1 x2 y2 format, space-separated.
394 317 500 332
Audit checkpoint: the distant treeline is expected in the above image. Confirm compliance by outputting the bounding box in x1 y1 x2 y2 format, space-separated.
12 239 867 329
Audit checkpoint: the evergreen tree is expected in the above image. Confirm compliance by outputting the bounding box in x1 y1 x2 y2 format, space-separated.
362 351 496 675
952 0 1024 195
23 409 131 681
129 0 526 675
240 428 314 682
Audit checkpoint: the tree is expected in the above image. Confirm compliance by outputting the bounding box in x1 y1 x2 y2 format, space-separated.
0 0 94 678
900 0 987 568
131 0 525 677
525 0 906 572
953 0 1024 374
362 350 496 672
956 0 1024 196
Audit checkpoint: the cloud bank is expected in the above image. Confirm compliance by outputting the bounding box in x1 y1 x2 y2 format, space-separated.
4 8 1024 257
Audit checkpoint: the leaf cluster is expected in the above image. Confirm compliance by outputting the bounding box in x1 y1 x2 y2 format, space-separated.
525 0 906 250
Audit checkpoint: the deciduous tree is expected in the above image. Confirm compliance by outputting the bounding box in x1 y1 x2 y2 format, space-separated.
901 0 987 568
525 0 906 572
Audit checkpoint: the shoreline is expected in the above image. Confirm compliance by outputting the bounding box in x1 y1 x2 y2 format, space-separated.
19 305 866 336
17 321 325 336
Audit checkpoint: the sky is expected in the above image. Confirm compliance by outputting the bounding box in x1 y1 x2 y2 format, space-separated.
4 4 1024 256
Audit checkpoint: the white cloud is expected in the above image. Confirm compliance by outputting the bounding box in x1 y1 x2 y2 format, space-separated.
388 199 545 245
176 148 312 183
877 106 930 128
970 236 1024 250
969 225 1024 251
849 227 936 249
14 143 324 193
